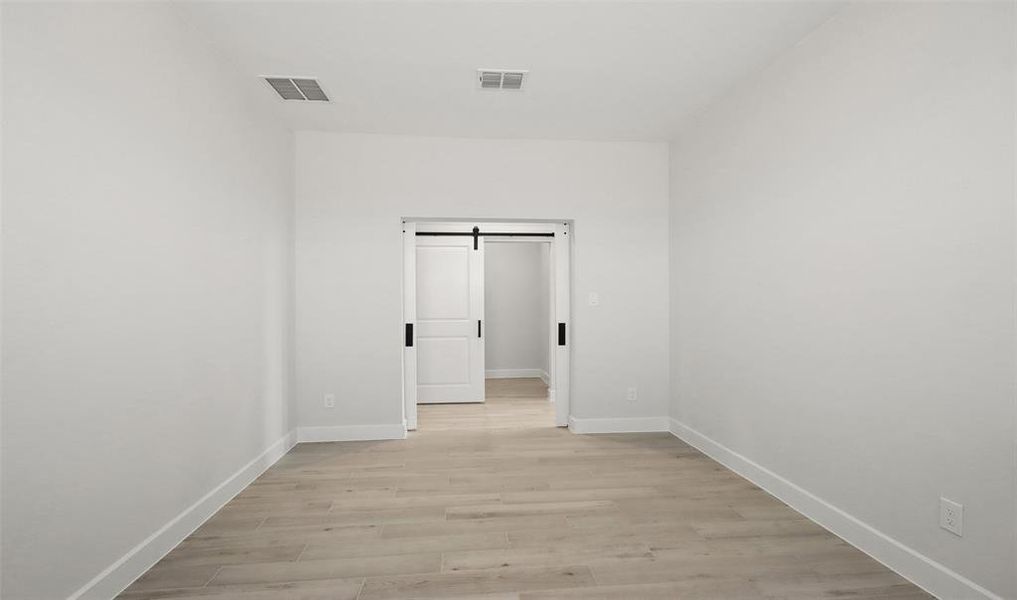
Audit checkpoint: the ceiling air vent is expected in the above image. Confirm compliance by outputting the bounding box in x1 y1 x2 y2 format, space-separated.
477 69 528 91
265 77 330 101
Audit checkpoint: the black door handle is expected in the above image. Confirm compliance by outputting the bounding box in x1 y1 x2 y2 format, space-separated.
405 323 413 347
558 323 566 346
478 320 482 338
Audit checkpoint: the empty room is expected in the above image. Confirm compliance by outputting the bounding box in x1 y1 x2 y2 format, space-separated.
1 1 1014 599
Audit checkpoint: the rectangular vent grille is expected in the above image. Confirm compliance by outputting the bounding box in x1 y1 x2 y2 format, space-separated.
477 69 527 91
479 71 502 89
265 77 329 101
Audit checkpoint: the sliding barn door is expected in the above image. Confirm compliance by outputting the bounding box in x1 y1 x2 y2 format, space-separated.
415 236 485 404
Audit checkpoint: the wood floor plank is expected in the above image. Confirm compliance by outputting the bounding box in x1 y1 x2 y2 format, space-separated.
116 379 931 600
498 487 659 504
752 571 924 599
158 543 307 568
259 505 446 529
589 554 818 587
519 580 764 599
126 565 221 592
179 522 382 549
301 532 510 561
209 553 442 586
446 500 616 520
117 578 365 600
357 565 596 600
441 543 653 572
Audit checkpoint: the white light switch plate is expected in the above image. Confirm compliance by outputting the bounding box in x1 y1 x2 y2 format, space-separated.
588 292 600 306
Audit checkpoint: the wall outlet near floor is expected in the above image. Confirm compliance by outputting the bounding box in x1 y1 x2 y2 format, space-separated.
939 497 963 536
323 393 336 409
625 387 638 403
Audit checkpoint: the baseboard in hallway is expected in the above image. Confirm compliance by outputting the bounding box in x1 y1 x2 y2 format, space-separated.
485 368 550 385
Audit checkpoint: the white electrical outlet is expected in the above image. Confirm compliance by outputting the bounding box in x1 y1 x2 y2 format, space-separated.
323 393 336 409
588 292 600 306
939 497 963 536
626 387 638 403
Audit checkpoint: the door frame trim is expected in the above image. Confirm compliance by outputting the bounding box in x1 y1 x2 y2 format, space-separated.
402 222 418 430
402 219 573 429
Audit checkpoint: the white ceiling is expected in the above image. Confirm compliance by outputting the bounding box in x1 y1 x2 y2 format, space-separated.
180 1 841 142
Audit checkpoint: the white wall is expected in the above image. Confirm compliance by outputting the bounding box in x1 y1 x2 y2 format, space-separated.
295 133 669 430
538 241 552 384
669 3 1015 598
484 242 550 378
1 4 293 599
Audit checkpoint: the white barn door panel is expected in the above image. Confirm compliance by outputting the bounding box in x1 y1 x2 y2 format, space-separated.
415 236 485 404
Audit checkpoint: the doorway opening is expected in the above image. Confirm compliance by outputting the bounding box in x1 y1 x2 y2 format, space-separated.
401 220 572 431
482 240 553 428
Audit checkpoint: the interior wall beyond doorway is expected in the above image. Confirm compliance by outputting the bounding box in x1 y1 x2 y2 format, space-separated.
484 242 551 382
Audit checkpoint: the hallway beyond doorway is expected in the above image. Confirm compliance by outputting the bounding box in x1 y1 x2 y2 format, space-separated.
418 378 553 431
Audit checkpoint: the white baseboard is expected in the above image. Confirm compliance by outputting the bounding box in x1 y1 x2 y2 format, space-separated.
297 423 407 443
539 370 550 385
669 418 1003 600
69 423 411 599
485 368 546 380
568 415 670 434
69 430 298 600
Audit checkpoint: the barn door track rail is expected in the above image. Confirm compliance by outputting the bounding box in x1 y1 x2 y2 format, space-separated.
417 226 554 250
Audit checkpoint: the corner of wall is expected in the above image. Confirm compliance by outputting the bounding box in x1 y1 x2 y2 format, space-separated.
67 430 298 600
667 418 1006 600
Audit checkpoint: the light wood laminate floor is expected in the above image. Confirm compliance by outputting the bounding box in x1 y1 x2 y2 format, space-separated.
119 379 929 600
